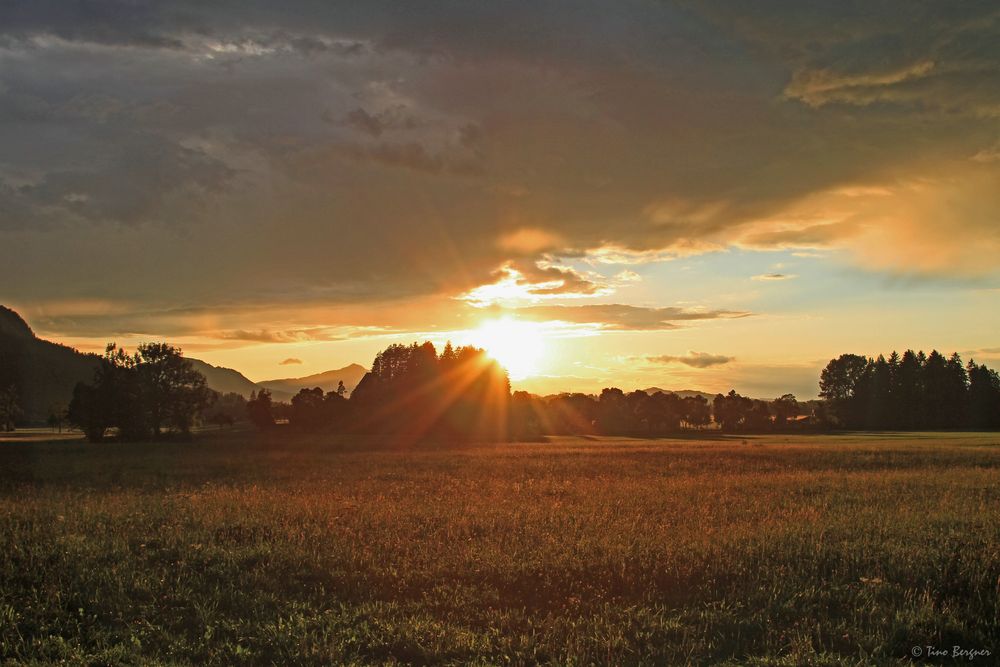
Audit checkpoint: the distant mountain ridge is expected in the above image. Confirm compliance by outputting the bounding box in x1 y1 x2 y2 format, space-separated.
185 358 292 402
0 305 368 423
642 387 715 400
644 387 817 406
259 364 368 396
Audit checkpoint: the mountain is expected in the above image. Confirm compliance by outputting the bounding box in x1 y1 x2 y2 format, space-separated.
185 358 292 402
259 363 369 396
643 387 716 400
0 305 295 423
0 305 100 423
0 306 35 341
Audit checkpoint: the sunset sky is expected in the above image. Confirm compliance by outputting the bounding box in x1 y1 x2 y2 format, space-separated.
2 1 999 398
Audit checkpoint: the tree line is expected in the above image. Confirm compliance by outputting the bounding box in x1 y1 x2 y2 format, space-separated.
243 340 808 438
819 350 1000 429
246 341 511 441
506 389 804 437
67 343 213 441
53 339 1000 442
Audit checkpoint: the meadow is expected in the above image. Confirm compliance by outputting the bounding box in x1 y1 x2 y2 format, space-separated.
0 431 998 665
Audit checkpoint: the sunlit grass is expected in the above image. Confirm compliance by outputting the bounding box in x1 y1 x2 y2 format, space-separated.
0 431 998 665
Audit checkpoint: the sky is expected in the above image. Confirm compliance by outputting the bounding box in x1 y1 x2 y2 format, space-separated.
2 1 999 398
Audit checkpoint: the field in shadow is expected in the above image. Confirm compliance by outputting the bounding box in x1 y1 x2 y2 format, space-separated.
1 431 998 665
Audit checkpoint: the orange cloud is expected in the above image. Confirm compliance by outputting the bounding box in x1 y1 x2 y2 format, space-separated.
511 304 751 330
497 228 563 254
460 262 614 306
736 164 1000 276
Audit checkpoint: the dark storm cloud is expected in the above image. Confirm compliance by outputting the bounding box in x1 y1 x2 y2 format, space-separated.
0 1 188 49
686 1 1000 114
1 138 235 227
0 1 997 327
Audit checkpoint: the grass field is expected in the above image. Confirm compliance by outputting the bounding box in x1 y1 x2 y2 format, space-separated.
1 431 998 665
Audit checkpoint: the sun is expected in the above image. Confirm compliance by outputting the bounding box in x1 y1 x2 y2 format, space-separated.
467 317 545 380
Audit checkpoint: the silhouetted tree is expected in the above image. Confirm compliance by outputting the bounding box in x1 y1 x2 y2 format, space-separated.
288 386 350 431
206 392 247 426
135 343 212 437
67 343 211 441
682 395 711 430
771 394 799 428
745 400 772 431
0 385 20 432
813 400 831 427
246 389 276 429
510 390 543 439
104 344 147 440
67 382 110 441
351 341 510 441
863 356 891 429
290 387 326 429
627 390 653 435
895 350 923 429
713 390 752 432
649 391 685 434
942 352 969 428
967 360 1000 429
819 354 869 428
272 400 293 424
67 345 133 441
818 348 997 431
885 351 902 428
596 388 630 435
921 350 950 429
436 345 509 441
323 390 350 426
544 393 598 434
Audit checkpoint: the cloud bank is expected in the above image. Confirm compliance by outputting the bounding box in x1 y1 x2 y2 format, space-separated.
0 1 996 335
512 305 750 331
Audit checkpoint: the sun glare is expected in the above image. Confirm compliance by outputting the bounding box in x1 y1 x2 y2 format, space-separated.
467 317 545 380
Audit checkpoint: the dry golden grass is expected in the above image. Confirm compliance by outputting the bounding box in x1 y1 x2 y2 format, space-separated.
1 431 998 665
